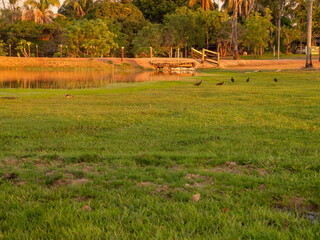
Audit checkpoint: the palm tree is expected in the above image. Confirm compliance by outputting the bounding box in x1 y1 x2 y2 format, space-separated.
189 0 216 49
189 0 215 11
306 0 314 67
58 0 93 18
1 0 22 23
222 0 244 60
22 0 60 24
223 0 256 19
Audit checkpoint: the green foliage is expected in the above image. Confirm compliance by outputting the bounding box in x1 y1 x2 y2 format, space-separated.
0 36 6 56
87 1 146 56
313 4 320 34
64 19 118 57
95 2 145 37
132 23 166 56
132 0 188 23
1 21 63 57
15 39 31 57
164 7 197 48
132 7 223 56
194 8 223 45
243 10 275 57
7 21 42 43
58 0 94 18
164 7 223 48
281 26 300 54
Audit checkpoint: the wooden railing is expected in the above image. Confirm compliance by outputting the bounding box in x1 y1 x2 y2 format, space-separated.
191 47 220 66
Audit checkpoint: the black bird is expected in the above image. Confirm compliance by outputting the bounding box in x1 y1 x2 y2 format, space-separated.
65 94 74 98
216 81 224 86
274 78 278 82
231 77 234 83
194 80 202 86
4 173 17 180
246 78 250 83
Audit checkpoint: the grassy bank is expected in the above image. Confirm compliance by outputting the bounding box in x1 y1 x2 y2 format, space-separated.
0 70 319 239
0 57 138 71
238 53 319 60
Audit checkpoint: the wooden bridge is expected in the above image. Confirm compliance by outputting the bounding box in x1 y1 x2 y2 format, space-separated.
191 48 220 67
150 60 195 72
149 47 219 71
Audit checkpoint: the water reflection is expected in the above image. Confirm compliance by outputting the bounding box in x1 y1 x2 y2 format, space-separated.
0 70 196 89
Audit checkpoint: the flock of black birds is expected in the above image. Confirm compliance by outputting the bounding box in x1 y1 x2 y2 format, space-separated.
194 77 278 86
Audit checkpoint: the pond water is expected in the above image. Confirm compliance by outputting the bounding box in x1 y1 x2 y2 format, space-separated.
0 70 197 89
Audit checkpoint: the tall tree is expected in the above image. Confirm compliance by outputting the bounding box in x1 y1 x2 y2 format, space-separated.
257 0 296 60
223 0 256 19
223 0 252 60
306 0 314 67
22 0 60 24
1 0 22 23
189 0 215 10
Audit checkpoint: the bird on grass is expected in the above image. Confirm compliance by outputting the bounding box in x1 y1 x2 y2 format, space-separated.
246 78 250 82
216 81 224 86
194 80 202 86
3 173 17 180
231 77 234 83
65 94 74 98
274 78 278 82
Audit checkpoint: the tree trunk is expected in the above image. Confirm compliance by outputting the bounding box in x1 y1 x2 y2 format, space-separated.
233 0 239 60
306 0 314 68
277 12 281 60
300 35 303 54
206 29 209 49
286 45 290 55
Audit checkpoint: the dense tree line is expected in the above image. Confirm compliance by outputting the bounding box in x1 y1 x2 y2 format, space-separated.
0 0 319 59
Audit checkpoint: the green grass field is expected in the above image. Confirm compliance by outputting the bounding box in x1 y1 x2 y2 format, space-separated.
0 70 319 239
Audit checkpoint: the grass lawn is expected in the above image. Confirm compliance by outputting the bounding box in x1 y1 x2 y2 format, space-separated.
0 70 319 239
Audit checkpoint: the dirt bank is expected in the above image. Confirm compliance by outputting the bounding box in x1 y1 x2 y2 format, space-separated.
0 56 319 70
220 59 320 70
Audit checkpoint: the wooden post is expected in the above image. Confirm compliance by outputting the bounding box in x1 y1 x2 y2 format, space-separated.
177 48 180 62
9 45 11 57
150 47 152 59
28 43 31 57
201 48 205 63
66 46 68 57
121 46 124 62
185 48 187 58
170 47 172 58
36 45 38 57
90 46 92 58
191 48 193 58
60 45 62 59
